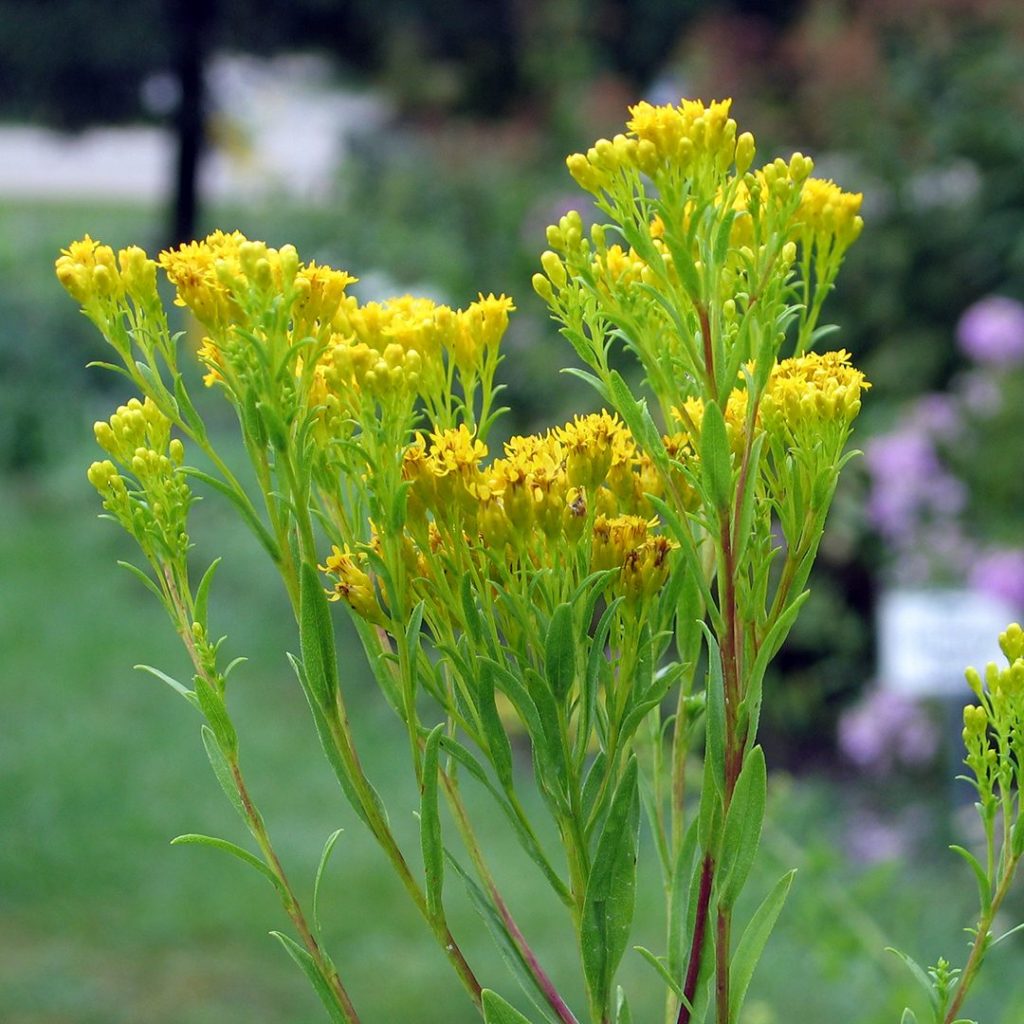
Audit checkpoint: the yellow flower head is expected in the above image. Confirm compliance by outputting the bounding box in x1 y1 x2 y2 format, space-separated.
761 350 870 435
159 230 248 329
794 178 864 248
556 410 628 490
452 293 515 373
55 235 122 304
318 545 385 624
291 261 357 334
626 98 738 173
592 514 675 602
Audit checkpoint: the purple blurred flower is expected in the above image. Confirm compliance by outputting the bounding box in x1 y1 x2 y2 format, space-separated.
957 295 1024 366
911 394 961 440
969 548 1024 609
838 689 939 774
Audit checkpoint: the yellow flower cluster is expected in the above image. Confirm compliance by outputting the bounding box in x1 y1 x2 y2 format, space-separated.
794 178 864 249
56 236 159 310
760 350 870 435
565 99 742 193
592 514 674 602
395 412 676 605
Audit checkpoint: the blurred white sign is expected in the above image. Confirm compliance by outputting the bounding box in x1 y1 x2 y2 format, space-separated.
877 588 1015 697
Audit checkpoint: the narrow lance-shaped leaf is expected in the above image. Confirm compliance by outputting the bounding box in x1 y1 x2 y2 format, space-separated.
482 989 536 1024
170 833 285 896
718 745 767 909
420 723 446 923
544 602 576 704
271 931 353 1024
300 561 339 710
581 756 640 1016
699 399 732 513
313 828 344 939
729 869 796 1024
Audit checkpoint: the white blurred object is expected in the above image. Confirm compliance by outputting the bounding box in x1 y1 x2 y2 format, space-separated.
0 52 389 203
877 588 1016 697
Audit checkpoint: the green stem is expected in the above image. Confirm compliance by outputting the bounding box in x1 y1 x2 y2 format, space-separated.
322 697 484 1011
943 853 1022 1024
230 759 363 1024
442 769 581 1024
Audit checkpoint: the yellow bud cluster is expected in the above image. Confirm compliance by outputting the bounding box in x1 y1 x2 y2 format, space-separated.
999 623 1024 663
89 398 191 561
761 350 870 435
318 545 385 624
794 178 864 249
452 293 515 374
55 235 133 305
93 397 173 463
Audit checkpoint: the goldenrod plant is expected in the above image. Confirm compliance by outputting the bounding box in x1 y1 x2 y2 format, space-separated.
57 98 1019 1024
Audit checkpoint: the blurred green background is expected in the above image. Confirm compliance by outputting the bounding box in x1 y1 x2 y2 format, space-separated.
4 1 1024 1022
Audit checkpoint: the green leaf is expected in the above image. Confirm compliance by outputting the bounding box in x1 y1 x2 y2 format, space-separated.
668 818 700 980
697 742 723 854
287 654 384 833
608 370 670 473
170 833 284 896
633 946 684 1000
950 844 991 913
421 724 446 923
271 931 353 1024
729 870 796 1024
702 627 726 797
899 1009 919 1024
438 735 570 905
886 948 940 1013
116 559 167 603
200 724 246 823
313 829 344 940
300 562 339 710
135 663 197 707
182 466 279 561
699 400 731 512
173 372 208 441
194 557 221 631
581 756 640 1016
524 667 569 801
1012 812 1024 858
719 746 767 908
449 858 559 1023
481 989 534 1024
992 920 1024 948
194 674 237 754
733 433 766 566
545 603 576 704
742 590 810 752
461 574 485 645
478 661 515 789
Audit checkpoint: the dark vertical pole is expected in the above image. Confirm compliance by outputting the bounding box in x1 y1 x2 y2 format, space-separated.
169 0 216 248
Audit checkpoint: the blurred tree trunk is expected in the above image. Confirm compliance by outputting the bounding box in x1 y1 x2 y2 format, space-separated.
168 0 216 247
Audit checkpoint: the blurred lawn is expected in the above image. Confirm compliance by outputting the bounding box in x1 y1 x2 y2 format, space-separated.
3 199 1024 1023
